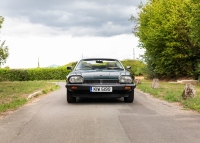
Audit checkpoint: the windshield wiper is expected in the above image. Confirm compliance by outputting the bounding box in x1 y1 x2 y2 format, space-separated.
107 67 124 70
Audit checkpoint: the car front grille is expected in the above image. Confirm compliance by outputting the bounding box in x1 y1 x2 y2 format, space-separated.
83 79 119 84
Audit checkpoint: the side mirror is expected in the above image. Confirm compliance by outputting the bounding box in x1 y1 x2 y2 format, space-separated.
126 66 131 70
67 66 72 70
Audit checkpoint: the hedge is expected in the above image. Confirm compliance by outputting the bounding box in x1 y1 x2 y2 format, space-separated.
0 67 70 81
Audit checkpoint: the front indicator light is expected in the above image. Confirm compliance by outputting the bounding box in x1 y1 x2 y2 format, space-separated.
71 86 78 90
125 86 131 90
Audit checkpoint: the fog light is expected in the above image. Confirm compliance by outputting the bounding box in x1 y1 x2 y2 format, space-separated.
125 86 131 90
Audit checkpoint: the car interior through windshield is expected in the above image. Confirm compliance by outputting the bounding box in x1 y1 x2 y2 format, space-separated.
75 59 124 70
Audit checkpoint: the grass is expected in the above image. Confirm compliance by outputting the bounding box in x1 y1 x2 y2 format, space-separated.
0 81 60 114
136 80 200 113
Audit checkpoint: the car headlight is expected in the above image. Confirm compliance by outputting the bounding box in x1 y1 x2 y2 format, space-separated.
119 76 133 83
69 76 84 83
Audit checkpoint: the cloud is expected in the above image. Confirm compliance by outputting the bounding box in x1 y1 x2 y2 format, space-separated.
0 0 147 37
0 0 147 68
2 34 145 68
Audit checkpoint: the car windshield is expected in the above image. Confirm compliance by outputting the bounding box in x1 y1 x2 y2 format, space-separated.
74 59 124 71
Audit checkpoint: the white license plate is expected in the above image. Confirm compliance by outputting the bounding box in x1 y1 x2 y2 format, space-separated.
90 87 112 92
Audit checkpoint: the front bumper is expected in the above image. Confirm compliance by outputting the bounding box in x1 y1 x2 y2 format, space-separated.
65 83 136 98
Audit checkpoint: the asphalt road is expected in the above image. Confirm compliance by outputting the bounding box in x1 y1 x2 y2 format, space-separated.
0 82 200 143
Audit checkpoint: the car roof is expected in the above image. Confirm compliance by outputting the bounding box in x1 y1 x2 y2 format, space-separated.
81 58 118 61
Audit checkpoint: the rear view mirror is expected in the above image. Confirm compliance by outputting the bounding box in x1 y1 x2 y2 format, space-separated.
67 66 72 70
96 60 103 63
126 66 131 70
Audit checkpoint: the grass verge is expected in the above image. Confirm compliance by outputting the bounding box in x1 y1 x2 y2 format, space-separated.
136 80 200 113
0 81 60 114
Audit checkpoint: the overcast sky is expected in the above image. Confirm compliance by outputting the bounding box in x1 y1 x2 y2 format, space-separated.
0 0 146 68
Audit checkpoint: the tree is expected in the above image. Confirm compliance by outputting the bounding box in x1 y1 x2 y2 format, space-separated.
132 0 200 79
0 16 3 29
0 16 9 68
190 0 200 44
189 0 200 78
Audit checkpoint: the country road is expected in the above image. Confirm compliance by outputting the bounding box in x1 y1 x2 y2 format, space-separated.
0 82 200 143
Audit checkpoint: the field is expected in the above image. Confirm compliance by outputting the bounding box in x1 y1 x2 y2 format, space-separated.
0 81 60 114
136 80 200 113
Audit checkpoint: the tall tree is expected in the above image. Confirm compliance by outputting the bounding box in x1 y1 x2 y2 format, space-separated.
0 16 3 29
133 0 200 79
190 0 200 44
0 16 9 67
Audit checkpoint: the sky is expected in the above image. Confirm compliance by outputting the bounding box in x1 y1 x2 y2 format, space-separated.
0 0 147 68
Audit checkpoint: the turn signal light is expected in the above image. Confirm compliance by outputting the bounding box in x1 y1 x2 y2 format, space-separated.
71 86 78 90
125 86 131 90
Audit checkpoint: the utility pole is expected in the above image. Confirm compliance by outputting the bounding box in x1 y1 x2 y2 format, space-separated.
133 48 135 60
37 57 40 68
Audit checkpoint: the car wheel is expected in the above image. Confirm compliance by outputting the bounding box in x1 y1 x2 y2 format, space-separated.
67 89 76 103
124 90 134 103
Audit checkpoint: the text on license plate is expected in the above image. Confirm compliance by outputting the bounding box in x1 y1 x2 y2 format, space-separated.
90 87 112 92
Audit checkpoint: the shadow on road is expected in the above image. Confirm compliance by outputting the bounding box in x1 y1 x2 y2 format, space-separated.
74 97 126 104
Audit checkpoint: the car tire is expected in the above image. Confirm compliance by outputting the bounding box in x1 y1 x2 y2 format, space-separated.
124 90 134 103
67 89 76 103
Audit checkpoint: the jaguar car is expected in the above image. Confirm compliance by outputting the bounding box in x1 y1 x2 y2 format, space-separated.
65 58 136 103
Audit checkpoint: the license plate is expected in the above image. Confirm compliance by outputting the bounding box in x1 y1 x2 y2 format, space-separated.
90 87 112 92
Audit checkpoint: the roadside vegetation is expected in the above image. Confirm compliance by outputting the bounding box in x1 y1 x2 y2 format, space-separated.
136 80 200 113
129 0 200 113
131 0 200 80
121 59 146 76
0 16 9 68
0 67 70 81
0 81 60 114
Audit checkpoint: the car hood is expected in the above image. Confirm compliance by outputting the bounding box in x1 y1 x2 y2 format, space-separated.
68 70 130 80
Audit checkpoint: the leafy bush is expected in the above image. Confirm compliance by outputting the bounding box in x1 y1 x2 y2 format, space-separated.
0 67 70 81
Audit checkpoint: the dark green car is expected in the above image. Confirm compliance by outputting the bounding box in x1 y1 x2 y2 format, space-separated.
65 58 136 103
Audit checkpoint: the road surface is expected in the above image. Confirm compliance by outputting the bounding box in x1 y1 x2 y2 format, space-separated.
0 82 200 143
